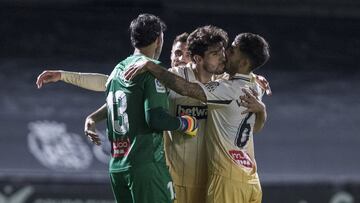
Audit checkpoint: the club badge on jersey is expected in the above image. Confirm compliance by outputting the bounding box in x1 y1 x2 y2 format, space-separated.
204 81 220 92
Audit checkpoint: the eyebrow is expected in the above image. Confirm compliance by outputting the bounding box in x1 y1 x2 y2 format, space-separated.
208 47 223 54
173 49 183 53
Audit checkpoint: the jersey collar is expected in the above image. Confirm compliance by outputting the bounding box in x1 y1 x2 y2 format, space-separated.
230 73 255 82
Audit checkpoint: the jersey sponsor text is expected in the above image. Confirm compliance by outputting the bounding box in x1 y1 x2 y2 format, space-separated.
229 150 253 168
112 138 131 158
176 105 208 119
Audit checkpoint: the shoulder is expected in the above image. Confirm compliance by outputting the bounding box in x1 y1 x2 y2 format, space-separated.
169 65 187 75
140 73 167 93
169 65 195 81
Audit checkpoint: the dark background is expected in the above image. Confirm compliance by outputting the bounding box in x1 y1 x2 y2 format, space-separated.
0 0 360 202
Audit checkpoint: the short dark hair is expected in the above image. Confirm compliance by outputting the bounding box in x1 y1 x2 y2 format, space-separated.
129 13 166 48
172 32 189 46
187 25 228 59
234 33 270 71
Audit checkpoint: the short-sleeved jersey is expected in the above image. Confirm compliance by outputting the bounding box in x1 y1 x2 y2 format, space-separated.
106 54 168 173
199 73 264 184
165 64 208 187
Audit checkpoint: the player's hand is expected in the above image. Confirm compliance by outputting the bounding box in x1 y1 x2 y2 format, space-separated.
255 74 272 96
239 88 266 115
124 59 153 81
178 115 199 137
36 70 61 89
84 117 101 145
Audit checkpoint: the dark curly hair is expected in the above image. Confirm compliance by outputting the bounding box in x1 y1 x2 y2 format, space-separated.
129 13 166 48
233 33 270 71
187 25 228 60
172 32 189 46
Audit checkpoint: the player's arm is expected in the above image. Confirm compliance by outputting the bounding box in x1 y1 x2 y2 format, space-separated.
146 108 198 137
36 70 108 92
126 61 206 102
84 103 107 145
254 108 266 133
239 88 267 133
143 74 198 136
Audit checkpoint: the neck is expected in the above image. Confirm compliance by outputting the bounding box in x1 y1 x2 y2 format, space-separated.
229 67 251 79
193 64 213 83
133 47 155 59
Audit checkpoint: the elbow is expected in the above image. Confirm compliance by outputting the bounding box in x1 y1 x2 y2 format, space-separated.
146 115 162 130
253 124 264 134
146 109 162 130
254 111 267 134
253 117 266 133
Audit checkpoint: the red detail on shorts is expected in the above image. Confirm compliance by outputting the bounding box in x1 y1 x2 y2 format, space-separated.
229 150 253 168
112 138 131 158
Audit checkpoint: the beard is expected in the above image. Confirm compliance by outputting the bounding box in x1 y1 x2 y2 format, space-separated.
214 66 225 75
214 62 226 75
203 60 226 75
224 61 233 74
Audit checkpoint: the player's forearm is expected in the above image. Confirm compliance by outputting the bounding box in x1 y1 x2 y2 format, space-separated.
87 104 107 123
146 62 206 102
146 107 181 131
60 71 108 92
253 107 267 133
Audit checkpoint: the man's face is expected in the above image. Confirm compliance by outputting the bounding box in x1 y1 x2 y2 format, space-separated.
225 42 246 75
170 41 190 67
202 43 226 75
154 32 164 60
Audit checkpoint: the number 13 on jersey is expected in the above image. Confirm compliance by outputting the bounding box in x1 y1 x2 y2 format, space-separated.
107 90 129 135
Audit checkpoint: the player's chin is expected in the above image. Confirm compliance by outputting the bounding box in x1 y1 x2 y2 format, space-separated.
224 62 231 71
214 66 225 75
215 69 225 75
218 63 226 72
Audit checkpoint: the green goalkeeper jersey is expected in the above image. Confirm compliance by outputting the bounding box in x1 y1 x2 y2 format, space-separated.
105 54 168 173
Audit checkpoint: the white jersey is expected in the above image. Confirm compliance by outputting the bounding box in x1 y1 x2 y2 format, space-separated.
199 73 264 184
166 64 208 187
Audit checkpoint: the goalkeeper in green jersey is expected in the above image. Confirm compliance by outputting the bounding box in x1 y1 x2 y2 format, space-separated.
42 14 197 203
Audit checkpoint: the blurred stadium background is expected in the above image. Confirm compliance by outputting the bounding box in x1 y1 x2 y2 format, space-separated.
1 0 360 202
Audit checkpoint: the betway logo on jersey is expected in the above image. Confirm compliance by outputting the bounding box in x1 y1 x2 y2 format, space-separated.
229 150 253 168
112 138 131 158
176 105 208 119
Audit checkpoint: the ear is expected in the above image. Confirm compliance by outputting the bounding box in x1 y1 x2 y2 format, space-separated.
193 55 203 64
238 57 246 66
156 36 161 46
